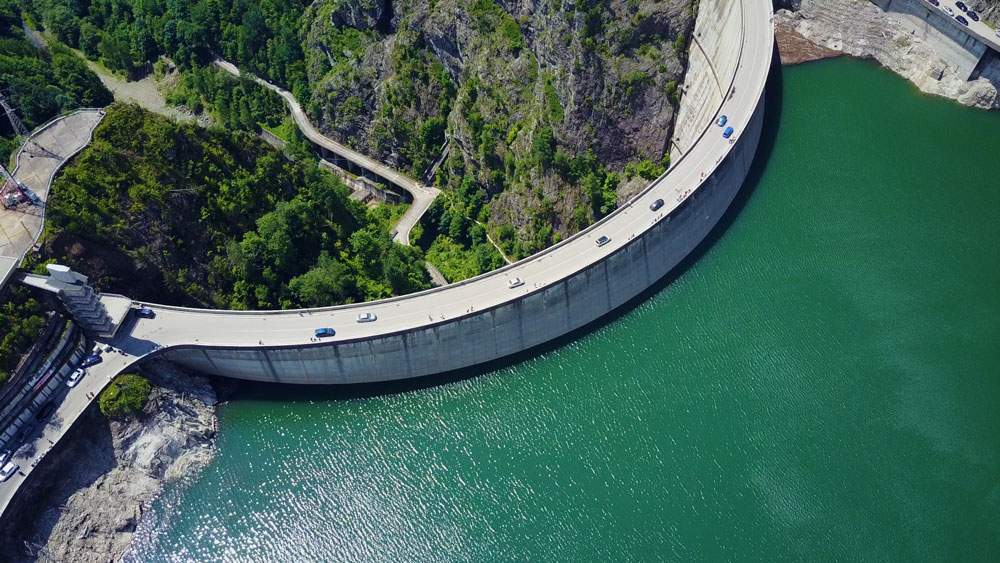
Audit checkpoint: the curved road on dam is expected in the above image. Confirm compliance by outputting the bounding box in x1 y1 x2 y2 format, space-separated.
1 0 772 519
125 0 773 355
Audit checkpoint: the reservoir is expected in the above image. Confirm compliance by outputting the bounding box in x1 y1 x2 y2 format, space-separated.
127 58 1000 562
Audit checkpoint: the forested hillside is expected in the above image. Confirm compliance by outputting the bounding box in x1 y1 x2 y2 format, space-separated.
41 105 430 309
22 0 694 267
0 1 112 162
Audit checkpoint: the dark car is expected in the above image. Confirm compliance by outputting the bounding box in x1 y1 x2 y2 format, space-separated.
15 424 35 444
137 308 155 319
34 401 56 421
80 354 102 368
649 199 665 211
927 0 939 5
595 235 611 247
967 10 978 20
314 328 335 338
955 1 967 11
956 15 969 25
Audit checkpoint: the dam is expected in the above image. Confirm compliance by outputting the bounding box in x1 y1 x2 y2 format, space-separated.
108 0 775 384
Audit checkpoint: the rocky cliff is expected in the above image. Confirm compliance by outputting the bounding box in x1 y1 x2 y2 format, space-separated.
302 0 694 255
0 362 217 563
775 0 1000 109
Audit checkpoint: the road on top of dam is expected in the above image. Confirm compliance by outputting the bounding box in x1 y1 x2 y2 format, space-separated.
116 0 773 354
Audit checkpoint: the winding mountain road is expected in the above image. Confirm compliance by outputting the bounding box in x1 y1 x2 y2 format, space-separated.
212 59 440 246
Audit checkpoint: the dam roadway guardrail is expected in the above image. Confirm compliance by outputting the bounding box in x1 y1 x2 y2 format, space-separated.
121 0 775 384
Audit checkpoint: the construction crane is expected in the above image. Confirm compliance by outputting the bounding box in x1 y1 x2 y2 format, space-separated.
0 91 58 159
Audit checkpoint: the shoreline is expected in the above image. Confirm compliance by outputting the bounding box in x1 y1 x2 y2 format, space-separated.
0 362 219 563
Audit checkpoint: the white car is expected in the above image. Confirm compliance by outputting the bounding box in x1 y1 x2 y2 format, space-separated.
507 277 524 289
0 462 18 482
356 312 377 323
996 29 1000 39
943 6 954 15
0 450 10 465
67 368 85 388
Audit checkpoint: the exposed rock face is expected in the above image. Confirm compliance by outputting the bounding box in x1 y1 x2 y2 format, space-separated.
0 362 217 563
776 0 999 109
302 0 694 250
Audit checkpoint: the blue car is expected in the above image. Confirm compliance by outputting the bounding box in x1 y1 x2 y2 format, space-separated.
137 308 155 319
717 115 728 127
81 354 102 368
314 328 336 338
723 126 735 139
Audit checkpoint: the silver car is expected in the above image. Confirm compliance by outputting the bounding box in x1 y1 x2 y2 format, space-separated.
356 312 377 323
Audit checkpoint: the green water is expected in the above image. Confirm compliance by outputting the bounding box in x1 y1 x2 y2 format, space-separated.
128 59 1000 562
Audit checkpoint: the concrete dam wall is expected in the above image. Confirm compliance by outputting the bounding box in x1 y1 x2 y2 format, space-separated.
162 101 764 383
151 0 773 384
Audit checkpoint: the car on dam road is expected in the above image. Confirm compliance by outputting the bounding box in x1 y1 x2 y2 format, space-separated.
137 308 155 319
507 277 524 289
0 462 18 482
67 368 85 388
716 115 727 127
928 0 939 5
595 235 611 247
650 198 665 211
943 5 954 15
0 450 10 466
723 126 735 139
356 312 377 323
314 328 336 338
80 354 102 368
967 10 978 21
956 15 969 25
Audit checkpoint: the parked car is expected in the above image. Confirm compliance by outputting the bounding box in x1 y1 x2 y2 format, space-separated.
996 29 1000 38
967 10 978 20
81 354 102 368
595 235 611 247
0 450 11 465
314 328 336 338
356 312 377 323
956 15 969 25
716 115 728 127
650 198 665 211
67 368 85 388
0 462 18 482
507 277 524 289
943 6 954 15
137 308 155 319
955 1 967 12
723 126 735 139
927 0 939 6
34 401 56 421
15 424 35 444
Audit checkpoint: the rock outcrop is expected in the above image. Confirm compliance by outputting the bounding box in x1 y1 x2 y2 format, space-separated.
0 362 217 563
775 0 999 109
302 0 694 251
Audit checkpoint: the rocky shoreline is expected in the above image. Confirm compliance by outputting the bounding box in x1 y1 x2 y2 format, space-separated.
0 362 219 563
775 0 999 109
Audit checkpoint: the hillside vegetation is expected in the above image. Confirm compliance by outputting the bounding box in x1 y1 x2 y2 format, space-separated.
41 104 430 309
23 0 694 277
0 2 112 162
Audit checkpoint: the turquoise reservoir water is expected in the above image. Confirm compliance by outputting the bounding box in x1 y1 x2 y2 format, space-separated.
128 59 1000 562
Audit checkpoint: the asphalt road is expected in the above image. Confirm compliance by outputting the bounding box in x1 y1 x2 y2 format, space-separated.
0 351 139 517
127 0 773 351
920 0 1000 52
212 59 440 246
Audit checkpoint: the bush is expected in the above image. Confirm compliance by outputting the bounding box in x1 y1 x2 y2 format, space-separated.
99 373 152 418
